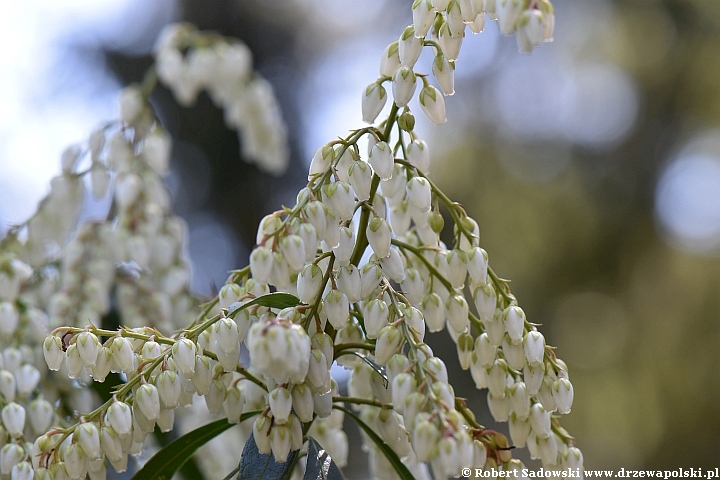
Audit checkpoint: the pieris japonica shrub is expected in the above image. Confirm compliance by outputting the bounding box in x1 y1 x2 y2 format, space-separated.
0 1 583 479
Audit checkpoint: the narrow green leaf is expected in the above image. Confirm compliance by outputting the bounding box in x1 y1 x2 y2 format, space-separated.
303 437 344 480
131 410 262 480
351 352 388 388
336 406 414 480
238 433 298 480
228 292 301 316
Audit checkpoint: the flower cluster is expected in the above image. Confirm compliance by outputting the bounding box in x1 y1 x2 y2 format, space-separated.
1 1 584 478
154 23 289 175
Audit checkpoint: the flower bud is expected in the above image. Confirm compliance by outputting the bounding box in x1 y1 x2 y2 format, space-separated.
270 424 291 463
564 446 583 470
375 326 402 365
523 330 545 366
412 0 435 37
119 86 143 124
362 83 387 124
456 332 474 370
471 285 496 324
363 299 389 339
399 26 423 67
0 302 19 336
253 416 272 454
324 182 355 222
43 336 64 371
419 85 446 125
487 358 508 398
224 386 244 424
11 461 32 480
65 344 84 379
291 383 314 423
391 373 416 414
136 384 160 421
380 248 406 283
379 41 401 77
516 9 545 54
432 53 454 96
488 391 510 422
304 201 327 240
369 141 395 181
412 418 441 462
1 444 24 476
217 318 240 354
446 294 469 333
101 426 124 462
392 66 417 108
309 144 334 178
206 379 227 415
172 338 196 378
218 284 242 310
529 403 551 438
472 438 488 469
1 403 24 438
502 306 525 344
324 290 349 329
155 370 181 409
438 22 462 61
297 263 323 304
192 355 213 395
76 332 100 367
348 160 373 202
333 226 355 264
553 378 574 414
306 350 331 393
109 337 134 373
497 0 524 34
78 422 101 460
269 387 292 425
280 235 306 272
537 434 559 466
14 363 39 396
336 265 361 302
367 216 392 258
107 401 132 435
407 138 430 172
313 389 333 418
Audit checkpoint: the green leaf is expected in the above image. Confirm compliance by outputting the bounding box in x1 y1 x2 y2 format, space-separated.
238 432 298 480
303 437 344 480
131 410 262 480
336 406 414 480
350 352 388 388
228 292 301 316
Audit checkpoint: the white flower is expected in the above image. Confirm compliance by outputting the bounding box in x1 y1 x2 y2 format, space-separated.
412 419 441 462
392 66 417 108
432 0 451 10
473 283 497 322
43 336 64 371
1 403 25 438
136 384 161 421
306 350 331 393
529 402 552 438
324 290 350 329
438 22 463 61
269 387 293 425
304 201 327 240
216 317 240 354
107 401 132 435
109 337 135 373
28 398 54 434
0 302 19 336
432 53 455 96
375 325 402 365
379 41 401 77
502 306 526 344
467 12 486 33
421 292 445 332
119 86 143 124
348 160 373 202
509 414 531 448
78 422 102 460
270 425 291 463
155 370 181 409
516 9 546 54
456 332 473 369
334 227 355 264
446 294 469 333
336 265 361 302
362 83 387 124
192 355 213 395
406 177 432 212
297 263 323 304
367 216 392 258
101 426 124 462
76 332 100 367
412 0 435 37
380 248 406 282
323 181 355 222
247 317 311 384
205 379 226 415
407 138 430 172
488 391 510 421
553 378 574 414
280 235 306 272
11 462 32 480
369 141 395 181
363 299 389 339
399 26 423 67
15 364 40 395
446 0 465 37
497 0 524 35
291 383 314 423
419 85 447 125
309 144 334 179
1 444 24 476
224 386 244 424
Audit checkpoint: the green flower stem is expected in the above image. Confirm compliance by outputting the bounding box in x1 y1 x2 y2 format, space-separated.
304 254 335 330
454 397 484 431
333 342 375 357
333 396 392 410
350 102 400 267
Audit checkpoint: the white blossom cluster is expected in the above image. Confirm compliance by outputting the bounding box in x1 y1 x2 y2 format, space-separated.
363 0 555 128
1 1 584 478
155 23 290 175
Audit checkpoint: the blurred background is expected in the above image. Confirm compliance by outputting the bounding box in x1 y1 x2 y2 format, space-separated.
2 0 720 475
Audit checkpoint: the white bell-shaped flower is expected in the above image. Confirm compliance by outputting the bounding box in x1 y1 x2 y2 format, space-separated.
406 177 432 212
488 391 511 422
529 402 552 438
107 401 132 435
362 83 387 124
43 336 64 371
155 370 181 409
109 337 134 373
553 378 574 414
78 422 102 460
468 12 486 33
502 305 526 344
367 216 392 258
412 0 435 37
192 355 213 395
421 292 445 332
336 265 361 302
369 141 395 181
375 325 402 365
297 263 323 304
363 299 389 339
419 85 447 125
348 160 373 202
324 290 350 329
280 235 306 272
291 383 314 423
224 387 244 424
323 181 355 222
1 403 25 438
0 302 19 336
269 387 293 425
379 41 401 77
399 26 423 67
333 226 355 264
496 0 524 35
509 414 531 448
407 138 430 172
309 144 334 178
136 384 161 421
473 283 497 322
446 294 469 333
516 9 546 53
380 248 406 282
474 332 496 368
432 53 455 96
438 22 463 61
446 0 465 37
392 66 417 108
